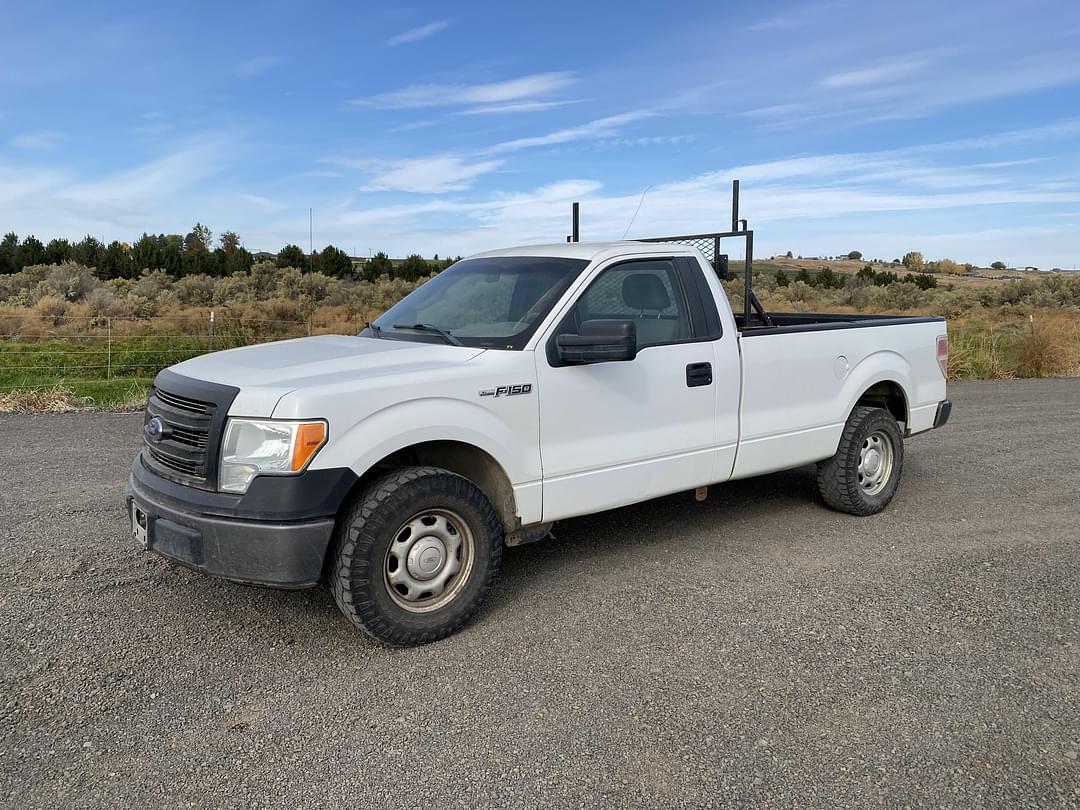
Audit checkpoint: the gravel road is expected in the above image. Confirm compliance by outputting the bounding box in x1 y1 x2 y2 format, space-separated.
2 379 1078 808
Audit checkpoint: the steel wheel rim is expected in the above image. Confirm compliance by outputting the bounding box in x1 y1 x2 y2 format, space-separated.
857 430 895 496
384 508 474 613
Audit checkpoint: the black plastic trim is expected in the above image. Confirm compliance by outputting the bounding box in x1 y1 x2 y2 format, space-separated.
142 369 239 490
126 484 334 589
933 399 952 429
676 256 723 339
738 313 945 337
131 454 358 522
686 362 713 387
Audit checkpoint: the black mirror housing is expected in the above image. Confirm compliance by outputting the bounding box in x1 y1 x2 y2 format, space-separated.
556 319 637 365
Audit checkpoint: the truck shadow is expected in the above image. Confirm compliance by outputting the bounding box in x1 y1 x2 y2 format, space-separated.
495 464 823 591
138 463 827 646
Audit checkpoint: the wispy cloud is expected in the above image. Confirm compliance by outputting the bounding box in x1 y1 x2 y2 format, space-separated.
328 110 652 193
356 156 504 193
234 56 280 79
291 116 1080 265
820 58 930 88
1 136 231 236
9 131 64 150
386 20 450 47
745 13 810 32
455 100 578 115
347 71 575 110
486 111 655 154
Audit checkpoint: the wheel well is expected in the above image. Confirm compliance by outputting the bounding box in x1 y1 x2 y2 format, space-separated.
855 381 908 427
348 441 518 532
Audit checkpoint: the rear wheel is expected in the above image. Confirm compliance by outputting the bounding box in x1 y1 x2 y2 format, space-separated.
330 466 503 646
817 406 904 515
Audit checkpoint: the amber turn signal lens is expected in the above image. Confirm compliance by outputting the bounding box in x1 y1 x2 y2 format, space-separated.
291 422 327 471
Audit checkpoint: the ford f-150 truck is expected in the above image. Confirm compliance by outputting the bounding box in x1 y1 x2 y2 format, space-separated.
126 194 951 646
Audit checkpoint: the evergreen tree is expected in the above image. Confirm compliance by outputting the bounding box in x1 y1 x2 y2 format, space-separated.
276 244 308 269
361 251 393 282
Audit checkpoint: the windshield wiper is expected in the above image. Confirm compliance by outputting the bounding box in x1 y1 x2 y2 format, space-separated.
391 323 464 347
364 322 382 338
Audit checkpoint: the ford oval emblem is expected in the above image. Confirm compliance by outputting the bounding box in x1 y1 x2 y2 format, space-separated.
145 416 168 443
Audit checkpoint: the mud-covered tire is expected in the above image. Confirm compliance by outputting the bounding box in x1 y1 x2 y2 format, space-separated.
330 466 503 646
817 406 904 516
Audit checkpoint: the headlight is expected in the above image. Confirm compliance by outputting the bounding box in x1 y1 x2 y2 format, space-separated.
219 418 327 494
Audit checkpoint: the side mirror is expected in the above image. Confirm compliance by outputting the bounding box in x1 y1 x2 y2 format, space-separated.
556 319 637 365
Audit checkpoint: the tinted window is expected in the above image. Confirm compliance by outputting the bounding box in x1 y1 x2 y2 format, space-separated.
569 259 691 349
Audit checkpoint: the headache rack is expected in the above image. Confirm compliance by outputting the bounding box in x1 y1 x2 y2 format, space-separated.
568 179 774 329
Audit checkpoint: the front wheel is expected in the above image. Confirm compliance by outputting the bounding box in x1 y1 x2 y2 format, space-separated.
330 466 503 646
817 406 904 516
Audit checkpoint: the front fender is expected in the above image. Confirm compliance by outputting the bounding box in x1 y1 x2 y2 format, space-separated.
309 396 538 489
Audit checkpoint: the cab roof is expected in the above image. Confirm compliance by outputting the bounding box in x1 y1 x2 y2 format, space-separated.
468 241 701 263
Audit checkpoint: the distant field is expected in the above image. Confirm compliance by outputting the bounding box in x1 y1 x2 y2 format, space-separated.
1 259 1078 409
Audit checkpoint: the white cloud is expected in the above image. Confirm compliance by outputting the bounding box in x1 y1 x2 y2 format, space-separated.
285 119 1080 263
820 58 930 89
456 100 577 115
234 56 280 79
357 156 504 193
328 110 654 193
1 136 229 236
386 20 450 47
9 131 63 150
486 111 655 154
347 71 574 109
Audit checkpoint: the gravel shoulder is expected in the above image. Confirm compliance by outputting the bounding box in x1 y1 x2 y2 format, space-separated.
1 379 1078 808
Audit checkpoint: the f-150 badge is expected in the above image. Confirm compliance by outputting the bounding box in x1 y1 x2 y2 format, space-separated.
479 384 533 398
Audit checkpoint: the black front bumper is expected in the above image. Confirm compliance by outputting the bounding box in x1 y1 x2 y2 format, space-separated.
126 457 357 589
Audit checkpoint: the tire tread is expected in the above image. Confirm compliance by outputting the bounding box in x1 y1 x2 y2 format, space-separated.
330 466 502 646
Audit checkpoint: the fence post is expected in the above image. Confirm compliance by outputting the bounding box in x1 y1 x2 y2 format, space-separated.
308 311 313 336
208 310 216 352
106 318 112 379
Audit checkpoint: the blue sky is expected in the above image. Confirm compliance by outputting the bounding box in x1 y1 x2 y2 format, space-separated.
2 0 1080 268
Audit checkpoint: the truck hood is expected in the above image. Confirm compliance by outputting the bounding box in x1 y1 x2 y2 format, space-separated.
169 335 485 417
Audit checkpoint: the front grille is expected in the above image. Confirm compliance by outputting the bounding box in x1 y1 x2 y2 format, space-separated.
142 386 215 487
154 388 211 414
139 370 239 491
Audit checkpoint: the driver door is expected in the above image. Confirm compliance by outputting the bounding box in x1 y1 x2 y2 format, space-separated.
535 256 725 523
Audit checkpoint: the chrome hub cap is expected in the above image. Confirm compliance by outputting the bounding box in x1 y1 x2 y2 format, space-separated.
385 509 473 613
858 431 895 496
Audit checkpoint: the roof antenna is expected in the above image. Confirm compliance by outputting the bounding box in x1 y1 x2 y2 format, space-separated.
622 185 652 239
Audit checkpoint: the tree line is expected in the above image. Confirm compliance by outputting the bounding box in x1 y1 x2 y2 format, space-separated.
774 265 939 291
0 227 459 283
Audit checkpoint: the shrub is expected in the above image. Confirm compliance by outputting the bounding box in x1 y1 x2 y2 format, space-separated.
1015 315 1076 378
35 296 70 326
175 274 217 306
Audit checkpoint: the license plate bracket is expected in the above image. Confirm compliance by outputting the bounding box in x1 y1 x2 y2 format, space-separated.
131 504 149 549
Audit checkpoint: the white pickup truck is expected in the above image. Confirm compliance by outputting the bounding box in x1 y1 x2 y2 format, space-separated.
126 232 951 645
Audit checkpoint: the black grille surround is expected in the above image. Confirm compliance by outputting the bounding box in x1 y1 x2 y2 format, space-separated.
141 369 240 491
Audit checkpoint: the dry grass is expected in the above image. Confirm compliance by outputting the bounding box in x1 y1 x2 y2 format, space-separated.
0 385 92 413
1014 312 1080 378
0 381 148 413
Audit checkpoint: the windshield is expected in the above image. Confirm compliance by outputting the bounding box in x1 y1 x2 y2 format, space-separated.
367 256 588 349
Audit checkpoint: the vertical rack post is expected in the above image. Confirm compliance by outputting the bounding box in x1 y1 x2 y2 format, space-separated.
744 231 754 325
208 310 216 352
731 180 740 232
106 318 112 380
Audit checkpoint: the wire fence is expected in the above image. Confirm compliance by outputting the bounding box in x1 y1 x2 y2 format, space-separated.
0 311 358 392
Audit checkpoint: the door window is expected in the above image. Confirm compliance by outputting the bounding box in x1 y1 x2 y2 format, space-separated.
570 259 691 349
